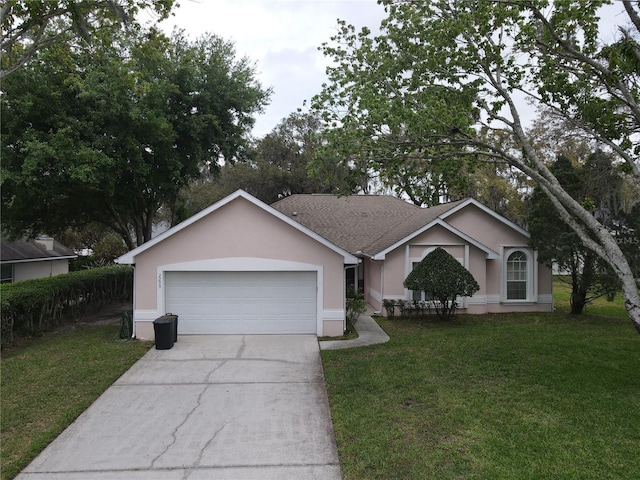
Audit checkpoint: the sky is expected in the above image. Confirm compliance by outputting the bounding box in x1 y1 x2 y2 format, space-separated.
152 0 387 137
151 0 628 139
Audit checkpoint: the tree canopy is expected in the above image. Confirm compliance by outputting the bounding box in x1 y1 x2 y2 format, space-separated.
175 111 357 219
313 0 640 332
1 28 271 248
215 111 352 205
1 0 175 79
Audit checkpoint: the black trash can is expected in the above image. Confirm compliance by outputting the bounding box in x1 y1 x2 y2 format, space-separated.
163 313 178 342
153 315 176 350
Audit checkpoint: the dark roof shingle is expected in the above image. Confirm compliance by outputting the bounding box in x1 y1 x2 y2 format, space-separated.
1 237 77 263
271 194 466 256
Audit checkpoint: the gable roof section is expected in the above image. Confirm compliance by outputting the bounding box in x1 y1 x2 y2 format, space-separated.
440 198 530 238
1 236 77 264
272 195 519 259
371 219 499 260
272 195 471 256
364 200 469 255
117 190 359 265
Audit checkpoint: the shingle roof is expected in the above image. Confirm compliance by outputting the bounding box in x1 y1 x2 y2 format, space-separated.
1 236 77 263
270 194 467 256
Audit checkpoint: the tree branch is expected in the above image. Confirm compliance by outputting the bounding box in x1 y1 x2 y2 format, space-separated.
623 1 640 35
528 3 640 127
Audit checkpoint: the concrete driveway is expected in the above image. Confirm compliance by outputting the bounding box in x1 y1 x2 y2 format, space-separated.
16 335 342 480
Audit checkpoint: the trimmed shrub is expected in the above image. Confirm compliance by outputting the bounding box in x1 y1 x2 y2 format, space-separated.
346 286 366 333
0 266 133 344
383 299 397 318
404 247 480 321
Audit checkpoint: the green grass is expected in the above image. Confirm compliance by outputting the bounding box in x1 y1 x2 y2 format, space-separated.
322 281 640 479
552 275 630 319
2 280 637 479
0 326 152 480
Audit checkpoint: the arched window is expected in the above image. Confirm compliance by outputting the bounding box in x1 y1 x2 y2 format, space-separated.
506 251 528 300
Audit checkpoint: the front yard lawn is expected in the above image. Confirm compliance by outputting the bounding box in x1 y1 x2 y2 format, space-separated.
322 284 640 479
1 326 152 480
2 278 638 480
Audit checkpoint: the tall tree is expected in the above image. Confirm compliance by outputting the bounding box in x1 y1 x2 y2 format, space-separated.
313 0 640 332
528 110 640 289
1 28 270 248
240 112 347 203
528 155 619 314
177 111 356 217
0 0 174 79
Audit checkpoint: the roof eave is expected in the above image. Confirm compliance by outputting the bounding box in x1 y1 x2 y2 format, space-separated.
117 190 359 265
371 218 499 260
440 198 530 238
1 255 77 264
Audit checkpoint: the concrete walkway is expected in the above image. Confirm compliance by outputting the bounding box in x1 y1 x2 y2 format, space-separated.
16 335 342 480
319 307 389 351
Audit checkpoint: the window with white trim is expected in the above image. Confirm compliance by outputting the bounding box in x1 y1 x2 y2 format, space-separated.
1 264 13 284
506 251 528 300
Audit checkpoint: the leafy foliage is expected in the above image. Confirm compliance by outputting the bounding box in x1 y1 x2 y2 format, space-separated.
1 28 270 248
313 0 640 332
382 299 397 318
0 266 133 344
528 155 621 313
0 0 176 79
404 248 479 321
176 112 356 218
345 285 366 333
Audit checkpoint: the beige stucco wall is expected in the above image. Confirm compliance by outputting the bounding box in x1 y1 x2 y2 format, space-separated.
447 204 553 310
383 247 406 298
364 257 382 310
445 205 528 250
384 224 479 299
538 261 553 295
14 260 69 282
132 197 347 337
375 206 553 316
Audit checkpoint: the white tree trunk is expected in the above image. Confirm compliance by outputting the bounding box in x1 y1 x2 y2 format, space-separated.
542 185 640 333
504 101 640 333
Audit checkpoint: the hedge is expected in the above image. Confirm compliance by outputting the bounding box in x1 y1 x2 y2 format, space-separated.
0 266 133 344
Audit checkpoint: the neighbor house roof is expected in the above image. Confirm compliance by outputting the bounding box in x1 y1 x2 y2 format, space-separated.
1 236 77 264
271 194 501 259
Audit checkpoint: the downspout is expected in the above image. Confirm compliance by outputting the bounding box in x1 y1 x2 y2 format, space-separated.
380 262 384 315
131 264 136 339
116 256 136 340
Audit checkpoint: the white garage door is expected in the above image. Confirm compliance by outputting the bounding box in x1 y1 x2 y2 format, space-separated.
165 271 317 334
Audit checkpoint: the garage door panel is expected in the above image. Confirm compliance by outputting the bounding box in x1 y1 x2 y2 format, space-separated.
165 271 317 334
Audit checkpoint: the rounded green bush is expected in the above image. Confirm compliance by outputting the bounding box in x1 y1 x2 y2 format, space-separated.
404 247 479 320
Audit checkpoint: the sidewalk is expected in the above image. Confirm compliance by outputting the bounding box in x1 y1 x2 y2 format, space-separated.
319 306 389 351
